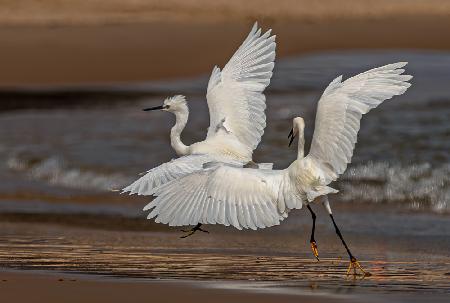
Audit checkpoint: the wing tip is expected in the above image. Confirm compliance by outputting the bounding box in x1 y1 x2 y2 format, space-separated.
249 21 275 40
252 21 258 31
386 61 408 69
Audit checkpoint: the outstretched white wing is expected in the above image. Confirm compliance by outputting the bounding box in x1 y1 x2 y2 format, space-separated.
305 62 412 183
146 163 289 230
122 154 213 196
206 22 276 152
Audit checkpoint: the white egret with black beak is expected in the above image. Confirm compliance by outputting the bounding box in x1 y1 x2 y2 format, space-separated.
146 62 412 275
122 23 276 238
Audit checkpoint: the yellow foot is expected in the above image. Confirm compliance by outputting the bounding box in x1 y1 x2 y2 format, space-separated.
310 241 320 261
346 257 371 278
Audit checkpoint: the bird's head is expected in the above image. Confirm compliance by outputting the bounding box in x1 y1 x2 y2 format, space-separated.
288 117 305 147
142 95 188 113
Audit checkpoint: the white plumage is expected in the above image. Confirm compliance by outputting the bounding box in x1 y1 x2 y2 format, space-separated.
122 23 276 196
307 63 413 183
147 62 412 230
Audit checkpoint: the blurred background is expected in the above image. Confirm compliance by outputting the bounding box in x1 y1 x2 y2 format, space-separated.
0 1 449 291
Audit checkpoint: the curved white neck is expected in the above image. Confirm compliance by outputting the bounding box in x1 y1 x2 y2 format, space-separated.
170 108 190 156
297 128 305 160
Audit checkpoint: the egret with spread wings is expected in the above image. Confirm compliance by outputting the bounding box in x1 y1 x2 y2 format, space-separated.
122 23 276 209
147 62 412 275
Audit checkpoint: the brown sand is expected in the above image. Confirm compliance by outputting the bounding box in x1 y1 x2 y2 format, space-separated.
2 18 450 87
0 271 358 303
0 1 450 86
1 0 450 26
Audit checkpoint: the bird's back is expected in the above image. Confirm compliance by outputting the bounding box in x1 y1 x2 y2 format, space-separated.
191 132 253 163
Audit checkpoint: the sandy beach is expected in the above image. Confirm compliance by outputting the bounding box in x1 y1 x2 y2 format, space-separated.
2 0 450 26
1 1 450 86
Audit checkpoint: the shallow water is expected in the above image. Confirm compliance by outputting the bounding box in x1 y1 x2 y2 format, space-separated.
0 50 448 218
0 212 449 295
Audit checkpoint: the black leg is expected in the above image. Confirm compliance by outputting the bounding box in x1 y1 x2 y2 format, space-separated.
329 214 370 276
180 223 209 238
329 214 354 260
307 205 319 261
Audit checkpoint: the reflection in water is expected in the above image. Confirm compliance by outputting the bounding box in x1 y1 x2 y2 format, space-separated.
0 232 448 294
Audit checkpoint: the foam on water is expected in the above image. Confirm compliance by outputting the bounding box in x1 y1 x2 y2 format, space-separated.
340 162 450 213
6 154 131 192
5 151 449 214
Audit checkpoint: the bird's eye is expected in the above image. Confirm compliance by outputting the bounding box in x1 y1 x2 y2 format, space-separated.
164 105 170 109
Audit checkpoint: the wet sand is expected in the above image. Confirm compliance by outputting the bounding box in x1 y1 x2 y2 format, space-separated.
0 271 362 303
0 205 449 302
2 270 448 303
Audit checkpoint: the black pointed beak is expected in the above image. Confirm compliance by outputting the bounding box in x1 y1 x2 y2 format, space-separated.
288 128 293 138
288 128 296 147
142 105 164 111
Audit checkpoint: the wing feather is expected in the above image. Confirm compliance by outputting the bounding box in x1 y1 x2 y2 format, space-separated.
205 22 276 152
122 154 212 196
148 164 286 229
306 62 412 183
243 196 256 230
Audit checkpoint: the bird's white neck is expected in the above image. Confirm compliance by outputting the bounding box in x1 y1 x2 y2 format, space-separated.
170 107 190 156
292 118 305 160
297 129 305 160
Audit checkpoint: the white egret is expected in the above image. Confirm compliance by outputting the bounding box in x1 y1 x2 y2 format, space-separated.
122 23 276 209
146 62 412 275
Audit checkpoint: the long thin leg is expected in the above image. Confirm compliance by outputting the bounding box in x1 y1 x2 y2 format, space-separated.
306 204 319 261
329 214 354 261
180 223 209 238
322 196 370 277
